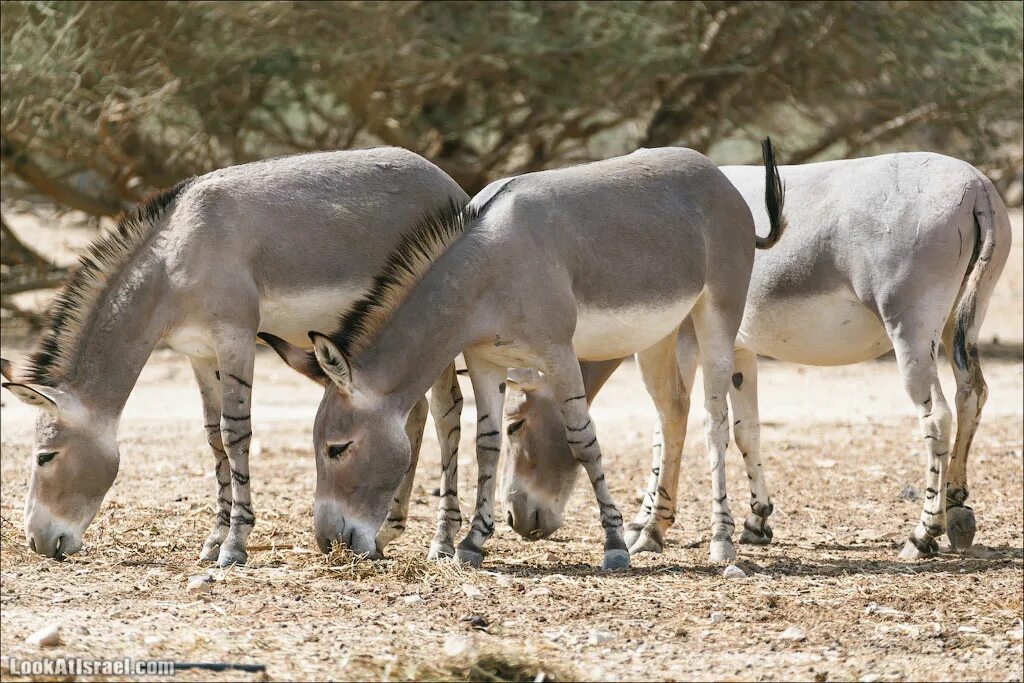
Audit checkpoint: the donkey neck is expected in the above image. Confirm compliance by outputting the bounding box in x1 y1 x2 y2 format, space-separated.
356 234 496 406
63 249 175 417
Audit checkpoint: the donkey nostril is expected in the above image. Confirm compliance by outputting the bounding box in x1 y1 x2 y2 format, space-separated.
29 537 36 552
54 535 66 560
507 512 514 528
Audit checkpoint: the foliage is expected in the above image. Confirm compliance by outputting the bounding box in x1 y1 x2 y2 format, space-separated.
0 1 1021 213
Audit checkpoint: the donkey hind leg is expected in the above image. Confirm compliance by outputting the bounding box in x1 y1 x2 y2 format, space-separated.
731 348 774 546
628 332 694 555
190 356 232 562
691 302 740 563
454 356 506 568
941 319 987 552
545 347 629 570
625 319 700 550
376 396 428 551
889 322 953 560
212 328 258 567
428 363 464 560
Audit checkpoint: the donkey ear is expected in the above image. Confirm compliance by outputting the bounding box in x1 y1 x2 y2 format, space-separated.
258 333 328 386
2 382 67 413
308 332 354 395
0 358 13 382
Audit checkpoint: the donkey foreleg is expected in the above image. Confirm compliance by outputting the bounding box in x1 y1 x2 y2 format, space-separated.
546 348 629 570
190 357 233 562
428 363 464 560
376 396 428 551
212 331 258 567
454 356 505 568
731 348 774 546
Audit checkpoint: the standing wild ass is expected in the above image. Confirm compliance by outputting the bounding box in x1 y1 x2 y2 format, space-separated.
1 148 468 566
500 152 1010 561
263 142 785 569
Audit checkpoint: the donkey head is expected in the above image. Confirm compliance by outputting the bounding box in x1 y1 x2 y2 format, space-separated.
1 359 118 560
500 368 578 540
259 333 411 559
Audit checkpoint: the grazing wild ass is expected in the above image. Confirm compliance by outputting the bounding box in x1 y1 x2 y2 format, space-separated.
1 148 468 566
500 152 1010 561
264 142 785 569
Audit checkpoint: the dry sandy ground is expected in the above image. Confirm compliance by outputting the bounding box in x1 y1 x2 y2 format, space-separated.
0 213 1021 682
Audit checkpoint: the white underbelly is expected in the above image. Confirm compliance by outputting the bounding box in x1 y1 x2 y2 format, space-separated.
572 300 694 361
257 287 363 347
165 286 363 357
740 291 892 365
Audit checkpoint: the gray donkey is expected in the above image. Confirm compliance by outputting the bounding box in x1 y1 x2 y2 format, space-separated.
500 152 1010 561
1 148 469 566
262 143 785 569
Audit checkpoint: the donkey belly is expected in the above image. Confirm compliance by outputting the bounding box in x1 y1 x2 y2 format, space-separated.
257 287 365 348
740 291 892 365
573 298 696 361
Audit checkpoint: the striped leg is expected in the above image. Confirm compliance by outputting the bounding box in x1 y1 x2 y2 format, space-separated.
624 427 663 548
214 335 257 567
891 325 952 560
628 333 693 555
455 356 505 568
376 396 428 550
691 304 738 563
731 349 774 546
546 348 628 570
941 322 987 551
428 363 464 560
190 357 232 562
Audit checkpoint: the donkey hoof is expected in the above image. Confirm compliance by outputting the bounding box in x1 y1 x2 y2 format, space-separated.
739 518 773 546
946 506 976 552
709 538 737 563
455 547 484 568
601 549 630 570
427 541 456 561
623 522 646 549
199 543 221 563
898 537 938 561
216 545 248 567
628 527 664 555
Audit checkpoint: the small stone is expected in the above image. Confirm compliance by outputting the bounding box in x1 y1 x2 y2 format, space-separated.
709 612 726 623
1006 627 1023 641
444 634 472 658
527 587 552 597
403 594 423 605
865 603 904 617
723 565 747 579
543 551 559 563
187 574 213 593
859 674 881 683
957 625 980 634
462 614 489 631
461 583 482 598
27 623 61 647
780 626 807 641
588 629 614 645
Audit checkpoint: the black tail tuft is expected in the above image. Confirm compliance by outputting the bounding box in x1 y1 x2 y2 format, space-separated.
757 137 786 250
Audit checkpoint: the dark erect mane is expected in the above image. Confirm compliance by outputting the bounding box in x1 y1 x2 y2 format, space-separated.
326 197 478 358
25 179 193 386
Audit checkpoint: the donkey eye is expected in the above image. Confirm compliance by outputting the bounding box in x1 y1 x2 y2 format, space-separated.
37 451 58 466
326 442 353 459
507 419 526 435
